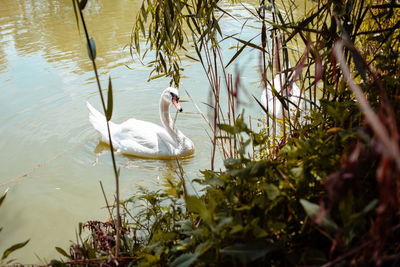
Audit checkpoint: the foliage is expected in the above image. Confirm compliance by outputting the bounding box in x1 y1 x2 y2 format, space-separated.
54 107 390 265
131 0 225 86
52 0 400 266
0 190 30 266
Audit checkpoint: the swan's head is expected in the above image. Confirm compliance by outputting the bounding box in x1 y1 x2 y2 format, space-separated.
162 87 183 112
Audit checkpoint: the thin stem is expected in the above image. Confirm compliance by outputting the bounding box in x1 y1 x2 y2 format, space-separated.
75 1 121 259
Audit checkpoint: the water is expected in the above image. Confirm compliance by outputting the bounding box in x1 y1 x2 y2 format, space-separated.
0 0 311 263
0 0 251 263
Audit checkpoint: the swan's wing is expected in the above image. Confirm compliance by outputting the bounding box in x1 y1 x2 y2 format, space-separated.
87 102 119 144
261 89 266 107
112 119 176 157
261 88 274 108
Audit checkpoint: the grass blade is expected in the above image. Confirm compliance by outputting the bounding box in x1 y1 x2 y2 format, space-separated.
1 239 30 260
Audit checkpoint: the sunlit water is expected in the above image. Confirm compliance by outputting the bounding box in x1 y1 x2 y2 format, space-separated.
0 0 310 263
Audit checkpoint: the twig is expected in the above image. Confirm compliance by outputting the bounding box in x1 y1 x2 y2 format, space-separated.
100 181 113 219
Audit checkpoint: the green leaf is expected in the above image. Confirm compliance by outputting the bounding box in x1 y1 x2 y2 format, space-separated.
0 190 7 207
264 184 280 201
1 239 30 260
226 44 247 68
86 37 96 61
221 241 272 263
362 199 378 214
159 52 167 72
194 240 212 257
217 217 232 230
270 86 289 111
50 259 68 267
185 54 200 62
250 161 268 176
285 3 328 42
171 253 198 267
230 224 243 234
300 199 320 217
218 123 237 135
253 94 268 114
185 196 211 224
300 199 338 231
55 247 71 259
231 36 264 53
78 222 83 236
253 225 269 238
139 18 145 36
203 177 224 186
351 49 367 82
147 73 166 82
106 76 113 121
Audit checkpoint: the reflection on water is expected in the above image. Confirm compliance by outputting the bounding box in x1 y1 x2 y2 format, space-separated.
0 0 138 76
94 141 196 183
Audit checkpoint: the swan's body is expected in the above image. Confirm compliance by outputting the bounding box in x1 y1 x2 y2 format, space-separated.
260 72 302 119
87 87 194 158
260 72 304 134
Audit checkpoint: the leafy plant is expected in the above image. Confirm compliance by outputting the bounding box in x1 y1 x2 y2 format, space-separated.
0 190 30 265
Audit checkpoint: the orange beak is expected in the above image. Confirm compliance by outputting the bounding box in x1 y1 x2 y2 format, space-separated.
172 96 183 112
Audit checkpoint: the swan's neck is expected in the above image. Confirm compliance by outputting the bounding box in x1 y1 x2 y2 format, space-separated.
160 99 181 143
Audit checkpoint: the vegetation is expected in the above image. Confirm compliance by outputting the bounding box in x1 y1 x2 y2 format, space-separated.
0 190 30 266
49 0 400 266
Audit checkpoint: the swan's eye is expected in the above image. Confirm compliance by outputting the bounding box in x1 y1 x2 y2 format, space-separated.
170 92 179 101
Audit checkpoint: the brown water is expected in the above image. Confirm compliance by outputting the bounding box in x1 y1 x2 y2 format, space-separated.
0 0 311 264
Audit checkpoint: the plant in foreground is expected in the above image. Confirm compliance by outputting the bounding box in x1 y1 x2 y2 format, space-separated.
0 190 30 266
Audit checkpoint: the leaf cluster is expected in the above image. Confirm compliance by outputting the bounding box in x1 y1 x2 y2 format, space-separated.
132 0 226 86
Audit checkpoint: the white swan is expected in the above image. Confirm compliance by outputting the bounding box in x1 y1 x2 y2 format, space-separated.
261 72 302 120
87 87 194 158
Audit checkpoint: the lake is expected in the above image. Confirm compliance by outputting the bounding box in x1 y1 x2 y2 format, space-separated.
0 0 309 263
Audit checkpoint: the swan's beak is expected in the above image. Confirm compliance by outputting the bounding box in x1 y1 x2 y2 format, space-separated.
172 96 183 112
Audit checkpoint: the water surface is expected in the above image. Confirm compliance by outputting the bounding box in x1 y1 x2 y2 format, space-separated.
0 0 310 263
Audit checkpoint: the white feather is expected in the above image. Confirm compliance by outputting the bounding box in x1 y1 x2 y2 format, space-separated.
87 87 194 158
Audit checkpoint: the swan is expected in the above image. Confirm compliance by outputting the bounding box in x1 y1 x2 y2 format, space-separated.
87 87 194 158
261 72 302 118
261 72 303 131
